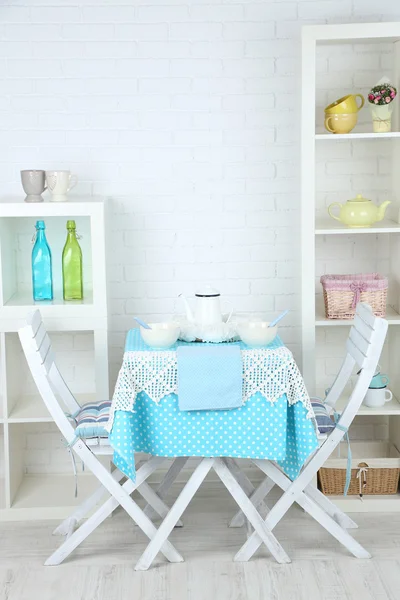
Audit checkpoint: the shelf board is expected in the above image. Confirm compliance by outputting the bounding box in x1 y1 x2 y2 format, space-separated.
325 493 400 512
315 218 400 235
7 393 97 423
319 390 400 416
315 131 400 141
4 289 93 309
0 290 108 330
309 22 400 43
0 473 100 521
0 196 105 218
315 298 400 326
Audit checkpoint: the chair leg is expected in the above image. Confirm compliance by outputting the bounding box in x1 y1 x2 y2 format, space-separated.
143 457 189 521
234 460 370 563
135 458 214 571
53 467 126 536
228 471 357 531
215 458 290 564
45 452 183 566
304 483 358 529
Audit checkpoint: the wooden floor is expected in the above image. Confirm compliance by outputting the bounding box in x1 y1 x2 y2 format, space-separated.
1 481 400 600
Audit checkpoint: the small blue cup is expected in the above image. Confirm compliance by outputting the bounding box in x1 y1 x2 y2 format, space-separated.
369 373 389 389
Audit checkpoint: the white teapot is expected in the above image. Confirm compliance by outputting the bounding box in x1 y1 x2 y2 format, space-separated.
180 286 233 328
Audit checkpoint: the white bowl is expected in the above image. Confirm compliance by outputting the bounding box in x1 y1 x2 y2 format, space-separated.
140 322 180 349
237 321 278 348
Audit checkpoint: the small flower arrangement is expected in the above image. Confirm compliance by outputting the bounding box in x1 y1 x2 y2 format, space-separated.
368 84 397 105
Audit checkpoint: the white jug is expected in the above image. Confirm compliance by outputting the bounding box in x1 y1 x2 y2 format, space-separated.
180 286 233 327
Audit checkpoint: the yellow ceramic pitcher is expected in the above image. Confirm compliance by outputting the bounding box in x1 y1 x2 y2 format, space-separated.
325 94 365 114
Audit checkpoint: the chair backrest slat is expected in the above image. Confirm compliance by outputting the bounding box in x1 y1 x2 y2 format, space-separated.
353 312 375 340
34 321 47 349
38 332 52 364
19 325 76 442
348 327 371 358
325 303 388 425
346 336 369 368
355 302 377 328
18 310 81 439
29 309 43 336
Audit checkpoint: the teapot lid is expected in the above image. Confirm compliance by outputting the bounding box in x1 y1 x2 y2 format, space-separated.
195 285 220 298
348 193 371 203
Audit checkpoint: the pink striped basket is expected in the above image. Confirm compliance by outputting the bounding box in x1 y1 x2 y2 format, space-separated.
320 273 388 319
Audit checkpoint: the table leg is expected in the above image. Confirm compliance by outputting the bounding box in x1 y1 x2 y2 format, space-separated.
135 458 214 571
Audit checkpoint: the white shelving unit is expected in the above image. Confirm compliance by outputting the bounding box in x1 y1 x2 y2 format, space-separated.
0 197 109 520
302 23 400 511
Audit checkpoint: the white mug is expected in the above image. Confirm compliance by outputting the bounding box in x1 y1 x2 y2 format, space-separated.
363 387 393 408
46 170 78 201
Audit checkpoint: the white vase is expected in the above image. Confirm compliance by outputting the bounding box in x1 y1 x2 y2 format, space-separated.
370 103 393 133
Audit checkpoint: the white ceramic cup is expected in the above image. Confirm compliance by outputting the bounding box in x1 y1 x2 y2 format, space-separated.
363 387 393 408
46 170 78 201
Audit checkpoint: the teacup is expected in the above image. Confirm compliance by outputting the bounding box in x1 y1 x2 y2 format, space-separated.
46 170 78 202
325 94 365 114
363 387 393 408
369 373 390 389
324 113 358 134
21 169 46 203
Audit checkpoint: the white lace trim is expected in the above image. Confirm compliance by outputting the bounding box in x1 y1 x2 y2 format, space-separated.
106 346 312 431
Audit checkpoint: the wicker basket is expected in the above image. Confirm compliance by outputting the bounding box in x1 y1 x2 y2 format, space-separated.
320 273 388 319
318 442 400 496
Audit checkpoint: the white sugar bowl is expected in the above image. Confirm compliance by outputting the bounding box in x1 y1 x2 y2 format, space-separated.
237 321 278 348
140 322 180 349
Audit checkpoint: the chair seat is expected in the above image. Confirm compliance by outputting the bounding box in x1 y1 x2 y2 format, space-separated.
74 400 111 439
311 398 335 434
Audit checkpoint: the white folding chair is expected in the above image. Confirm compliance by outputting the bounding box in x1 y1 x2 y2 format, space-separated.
231 303 388 561
18 310 184 567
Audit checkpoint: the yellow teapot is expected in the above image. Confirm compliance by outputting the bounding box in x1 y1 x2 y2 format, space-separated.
328 194 391 228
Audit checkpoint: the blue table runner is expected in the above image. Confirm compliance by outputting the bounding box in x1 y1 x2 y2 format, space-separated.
177 344 243 411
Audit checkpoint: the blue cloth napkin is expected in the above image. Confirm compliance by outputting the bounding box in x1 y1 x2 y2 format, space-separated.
177 344 243 411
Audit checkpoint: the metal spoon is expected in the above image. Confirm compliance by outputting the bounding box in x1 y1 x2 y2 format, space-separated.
134 317 152 330
269 310 289 328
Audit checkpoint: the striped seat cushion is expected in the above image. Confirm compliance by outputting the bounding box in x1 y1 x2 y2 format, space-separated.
311 398 335 434
74 400 111 439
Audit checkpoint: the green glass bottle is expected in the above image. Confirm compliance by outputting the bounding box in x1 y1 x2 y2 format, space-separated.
62 220 83 300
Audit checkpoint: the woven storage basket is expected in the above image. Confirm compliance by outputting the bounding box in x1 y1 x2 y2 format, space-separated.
320 273 388 319
318 442 400 496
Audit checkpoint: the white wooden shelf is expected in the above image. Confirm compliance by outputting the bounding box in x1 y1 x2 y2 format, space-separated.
315 218 400 235
0 197 109 521
302 22 400 512
315 131 400 140
315 298 400 326
7 393 96 423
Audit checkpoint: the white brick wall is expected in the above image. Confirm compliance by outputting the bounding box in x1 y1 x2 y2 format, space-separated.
1 1 400 474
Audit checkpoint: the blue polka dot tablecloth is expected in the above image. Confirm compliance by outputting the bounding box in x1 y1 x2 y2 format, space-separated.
107 331 319 482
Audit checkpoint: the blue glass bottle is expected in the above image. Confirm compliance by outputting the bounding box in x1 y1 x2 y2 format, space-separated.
32 220 53 301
